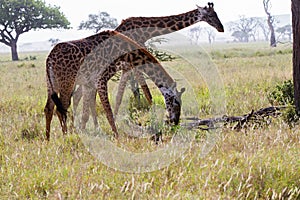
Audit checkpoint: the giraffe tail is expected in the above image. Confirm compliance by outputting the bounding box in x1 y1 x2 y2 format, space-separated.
51 93 67 118
46 57 67 119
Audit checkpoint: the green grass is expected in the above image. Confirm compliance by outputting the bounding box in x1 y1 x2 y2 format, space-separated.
0 43 299 199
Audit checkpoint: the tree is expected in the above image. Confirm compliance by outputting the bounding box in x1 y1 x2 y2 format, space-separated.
203 27 216 44
188 26 202 44
0 0 70 61
78 12 118 33
229 16 260 42
258 19 271 41
276 24 292 41
48 38 60 46
231 30 248 42
292 0 300 114
263 0 277 47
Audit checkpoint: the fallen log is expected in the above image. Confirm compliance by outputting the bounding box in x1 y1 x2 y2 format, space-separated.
181 106 287 131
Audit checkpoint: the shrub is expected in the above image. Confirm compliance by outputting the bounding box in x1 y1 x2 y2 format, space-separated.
23 55 37 61
17 63 25 68
282 104 300 126
146 38 176 62
147 47 176 62
267 80 299 126
267 80 294 106
128 94 151 124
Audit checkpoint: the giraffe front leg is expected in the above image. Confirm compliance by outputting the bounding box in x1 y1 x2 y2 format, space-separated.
73 85 82 118
134 69 152 105
80 86 98 130
97 79 118 138
114 70 131 116
89 88 99 129
81 85 91 129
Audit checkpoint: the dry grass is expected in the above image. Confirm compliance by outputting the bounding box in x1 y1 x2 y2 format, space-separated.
0 43 299 199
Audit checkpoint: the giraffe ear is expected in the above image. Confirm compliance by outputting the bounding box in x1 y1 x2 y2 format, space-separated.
180 88 186 94
178 87 185 98
196 5 208 15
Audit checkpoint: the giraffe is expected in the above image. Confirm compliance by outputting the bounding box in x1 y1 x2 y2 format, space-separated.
44 30 185 140
73 2 224 126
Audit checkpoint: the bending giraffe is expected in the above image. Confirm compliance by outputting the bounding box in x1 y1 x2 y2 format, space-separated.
74 2 224 126
44 30 185 140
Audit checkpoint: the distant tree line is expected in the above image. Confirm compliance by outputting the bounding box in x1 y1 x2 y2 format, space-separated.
229 16 292 44
188 0 291 46
188 16 292 45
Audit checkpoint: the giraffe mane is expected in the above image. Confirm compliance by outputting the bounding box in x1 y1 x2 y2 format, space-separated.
118 9 198 26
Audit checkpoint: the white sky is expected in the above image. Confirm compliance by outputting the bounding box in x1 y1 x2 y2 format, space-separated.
45 0 291 24
6 0 294 43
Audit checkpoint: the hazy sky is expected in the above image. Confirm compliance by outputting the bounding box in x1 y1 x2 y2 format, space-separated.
2 0 293 44
45 0 290 25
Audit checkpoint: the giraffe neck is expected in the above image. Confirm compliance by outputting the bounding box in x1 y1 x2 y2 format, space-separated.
115 49 181 123
115 9 201 45
116 48 175 89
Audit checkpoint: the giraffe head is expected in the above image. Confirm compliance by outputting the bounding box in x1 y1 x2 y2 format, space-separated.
196 2 224 32
160 83 185 125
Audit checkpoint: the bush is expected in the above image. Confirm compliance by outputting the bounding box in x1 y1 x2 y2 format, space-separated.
146 38 176 62
281 104 300 126
267 80 294 106
147 47 176 62
23 55 37 61
128 94 151 124
267 80 299 126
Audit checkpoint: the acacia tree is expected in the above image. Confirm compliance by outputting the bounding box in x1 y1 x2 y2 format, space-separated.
188 26 202 44
276 24 292 41
229 16 259 42
203 27 216 44
258 19 270 41
0 0 70 61
263 0 277 47
78 12 118 33
292 0 300 114
48 38 60 46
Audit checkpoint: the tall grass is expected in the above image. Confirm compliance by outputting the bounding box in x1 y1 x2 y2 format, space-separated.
0 43 299 199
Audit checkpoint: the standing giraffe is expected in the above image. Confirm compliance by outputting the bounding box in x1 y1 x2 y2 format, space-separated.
74 2 224 126
44 30 184 140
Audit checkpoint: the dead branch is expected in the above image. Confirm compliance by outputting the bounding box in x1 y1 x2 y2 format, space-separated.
181 106 287 131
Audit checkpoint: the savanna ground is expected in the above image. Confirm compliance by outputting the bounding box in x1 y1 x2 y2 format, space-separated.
0 42 299 199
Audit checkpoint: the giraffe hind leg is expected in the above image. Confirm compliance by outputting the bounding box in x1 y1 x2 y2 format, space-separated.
44 95 55 140
51 93 67 117
51 92 68 134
